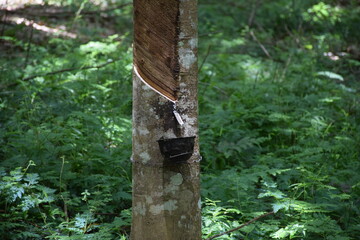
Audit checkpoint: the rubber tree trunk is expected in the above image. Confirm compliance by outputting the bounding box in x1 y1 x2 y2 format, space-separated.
131 0 201 239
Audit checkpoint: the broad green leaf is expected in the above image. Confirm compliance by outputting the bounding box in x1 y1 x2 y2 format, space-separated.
316 71 344 81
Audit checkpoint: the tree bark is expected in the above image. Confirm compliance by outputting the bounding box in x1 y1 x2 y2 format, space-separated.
131 0 200 239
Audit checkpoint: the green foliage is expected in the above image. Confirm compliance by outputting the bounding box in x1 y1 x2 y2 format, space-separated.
0 1 132 238
202 199 242 239
0 162 57 239
198 0 360 239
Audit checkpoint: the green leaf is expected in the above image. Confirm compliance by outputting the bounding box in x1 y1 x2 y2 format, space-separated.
272 202 288 213
24 173 39 185
316 71 344 81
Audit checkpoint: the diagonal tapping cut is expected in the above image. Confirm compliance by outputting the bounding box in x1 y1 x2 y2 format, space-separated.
133 0 180 102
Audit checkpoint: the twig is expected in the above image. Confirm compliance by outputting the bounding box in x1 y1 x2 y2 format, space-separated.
199 44 212 73
249 30 272 60
0 3 132 18
70 0 88 31
284 25 301 48
81 3 132 15
1 59 117 90
59 156 69 222
199 31 222 38
254 21 266 34
19 220 42 229
199 82 227 95
22 59 118 81
253 70 261 90
205 211 274 240
23 20 33 70
248 0 262 27
0 0 8 36
279 53 293 82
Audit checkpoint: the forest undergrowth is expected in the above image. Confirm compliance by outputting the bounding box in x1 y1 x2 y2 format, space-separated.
0 0 360 239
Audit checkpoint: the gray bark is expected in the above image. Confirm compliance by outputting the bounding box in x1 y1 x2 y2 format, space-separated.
131 0 201 239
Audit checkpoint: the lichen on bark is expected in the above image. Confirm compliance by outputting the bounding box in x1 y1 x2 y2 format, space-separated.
131 0 200 239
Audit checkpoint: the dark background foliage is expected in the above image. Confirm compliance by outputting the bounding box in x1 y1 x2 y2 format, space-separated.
0 0 359 239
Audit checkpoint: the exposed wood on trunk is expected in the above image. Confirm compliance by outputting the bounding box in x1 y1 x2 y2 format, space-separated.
133 0 180 101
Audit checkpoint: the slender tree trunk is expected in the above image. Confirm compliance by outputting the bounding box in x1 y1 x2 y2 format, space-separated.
131 0 200 239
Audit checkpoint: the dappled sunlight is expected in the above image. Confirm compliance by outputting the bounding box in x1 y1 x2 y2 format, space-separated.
7 16 77 38
0 0 44 9
0 0 127 9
